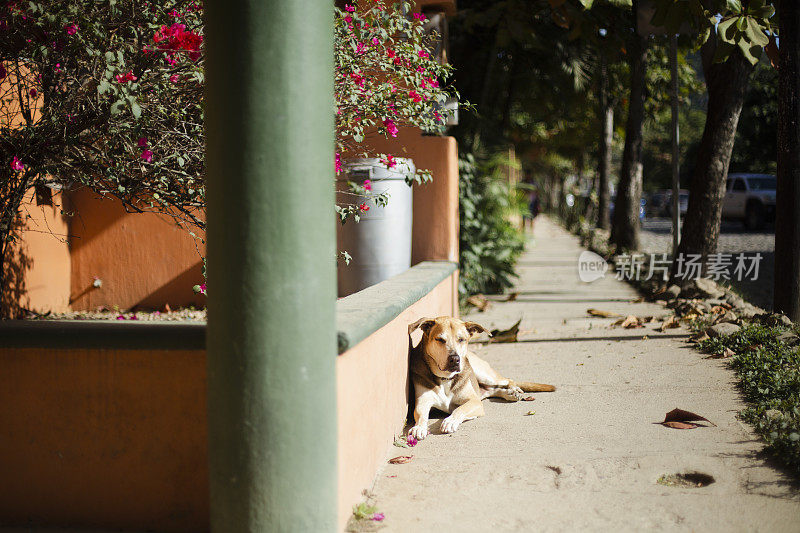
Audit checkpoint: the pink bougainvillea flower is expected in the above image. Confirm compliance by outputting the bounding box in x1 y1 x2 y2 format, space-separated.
418 50 429 58
359 203 369 212
137 137 148 148
406 435 418 447
434 111 442 122
363 179 372 191
345 4 355 11
370 513 385 522
371 37 380 46
408 91 423 103
64 23 79 35
141 150 153 163
168 9 180 17
169 74 180 83
115 70 137 83
116 315 126 320
413 12 426 20
10 156 24 171
344 14 352 23
383 118 398 137
335 152 342 174
356 41 367 54
382 154 396 168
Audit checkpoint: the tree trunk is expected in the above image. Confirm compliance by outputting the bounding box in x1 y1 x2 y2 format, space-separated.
610 8 646 250
597 56 613 231
774 0 800 320
676 37 754 270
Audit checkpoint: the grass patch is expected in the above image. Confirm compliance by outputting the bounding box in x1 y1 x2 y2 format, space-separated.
700 324 800 475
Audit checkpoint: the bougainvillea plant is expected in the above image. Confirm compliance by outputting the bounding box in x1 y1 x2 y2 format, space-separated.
0 0 204 315
0 0 457 310
334 1 458 226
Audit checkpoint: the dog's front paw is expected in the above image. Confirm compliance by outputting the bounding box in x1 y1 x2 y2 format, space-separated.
409 424 429 441
440 416 461 434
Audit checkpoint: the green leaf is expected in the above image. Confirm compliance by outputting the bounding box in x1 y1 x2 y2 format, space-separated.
726 0 743 14
104 51 115 64
130 100 141 119
97 80 111 95
110 100 125 115
718 17 738 44
745 21 769 47
578 0 593 8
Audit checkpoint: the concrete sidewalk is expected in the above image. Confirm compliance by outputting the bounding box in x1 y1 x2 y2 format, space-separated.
367 216 800 532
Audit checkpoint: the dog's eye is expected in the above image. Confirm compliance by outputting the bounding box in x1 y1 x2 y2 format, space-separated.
457 337 466 343
436 337 446 343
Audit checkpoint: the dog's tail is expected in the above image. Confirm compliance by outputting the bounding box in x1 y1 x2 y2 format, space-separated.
517 381 556 392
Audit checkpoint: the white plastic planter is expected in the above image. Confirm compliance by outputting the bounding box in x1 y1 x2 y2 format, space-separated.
337 157 414 297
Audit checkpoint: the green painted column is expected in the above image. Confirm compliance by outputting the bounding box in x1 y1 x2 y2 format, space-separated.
204 1 336 531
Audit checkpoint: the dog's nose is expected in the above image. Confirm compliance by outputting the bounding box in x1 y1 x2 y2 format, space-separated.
447 354 460 365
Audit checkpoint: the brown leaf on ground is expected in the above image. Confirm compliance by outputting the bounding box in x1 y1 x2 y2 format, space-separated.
659 315 680 331
505 292 519 302
706 347 736 360
746 344 763 352
663 408 716 427
489 318 522 343
689 331 710 343
662 421 699 429
466 295 490 312
522 396 536 401
613 315 645 329
587 308 621 318
388 455 413 464
711 305 731 314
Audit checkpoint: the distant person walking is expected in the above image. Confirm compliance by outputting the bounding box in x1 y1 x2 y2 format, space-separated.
524 189 540 232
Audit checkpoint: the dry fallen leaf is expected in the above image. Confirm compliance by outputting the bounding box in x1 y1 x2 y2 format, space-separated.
506 292 519 302
588 308 621 318
689 331 710 343
705 347 735 360
659 315 680 332
613 315 645 329
662 421 699 429
526 410 536 416
710 305 728 314
662 408 716 427
522 396 536 401
466 295 490 312
388 455 413 464
489 318 522 343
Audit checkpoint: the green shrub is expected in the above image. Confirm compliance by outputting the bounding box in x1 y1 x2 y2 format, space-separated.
458 153 525 300
700 324 800 475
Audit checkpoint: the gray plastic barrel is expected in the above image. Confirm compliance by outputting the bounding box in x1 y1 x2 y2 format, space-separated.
337 158 414 297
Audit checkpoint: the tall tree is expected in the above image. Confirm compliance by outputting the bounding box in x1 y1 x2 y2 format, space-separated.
774 0 800 320
597 55 614 230
611 1 647 250
677 36 754 263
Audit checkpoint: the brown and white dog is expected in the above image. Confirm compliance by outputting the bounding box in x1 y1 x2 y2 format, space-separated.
408 316 555 440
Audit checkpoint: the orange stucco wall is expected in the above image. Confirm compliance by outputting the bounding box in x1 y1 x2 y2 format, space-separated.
336 270 458 531
0 271 458 532
8 188 71 315
68 188 206 311
0 347 208 532
364 128 459 264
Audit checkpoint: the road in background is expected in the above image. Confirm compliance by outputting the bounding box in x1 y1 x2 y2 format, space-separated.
640 217 774 310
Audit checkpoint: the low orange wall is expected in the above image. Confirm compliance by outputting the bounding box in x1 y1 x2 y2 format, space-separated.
336 270 457 531
68 188 206 311
0 270 458 532
0 347 208 532
364 128 459 264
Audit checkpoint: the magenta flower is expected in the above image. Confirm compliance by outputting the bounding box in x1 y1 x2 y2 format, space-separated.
383 118 398 137
345 4 355 11
64 23 79 35
382 154 396 168
141 150 153 163
408 91 422 103
370 513 385 522
406 435 418 447
10 156 24 171
413 12 426 20
115 70 137 83
169 74 180 83
359 203 369 212
335 152 342 174
137 137 148 148
418 50 429 58
363 179 372 191
168 9 180 17
371 37 380 46
116 315 126 320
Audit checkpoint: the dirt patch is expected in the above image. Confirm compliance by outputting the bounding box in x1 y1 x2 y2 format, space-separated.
657 472 716 488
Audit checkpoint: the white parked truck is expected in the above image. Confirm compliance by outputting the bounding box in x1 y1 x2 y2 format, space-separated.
722 173 776 230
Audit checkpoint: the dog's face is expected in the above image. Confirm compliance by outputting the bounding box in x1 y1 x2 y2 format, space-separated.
409 316 489 378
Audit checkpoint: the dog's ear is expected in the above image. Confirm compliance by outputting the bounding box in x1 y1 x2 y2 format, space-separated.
408 317 436 336
464 321 491 338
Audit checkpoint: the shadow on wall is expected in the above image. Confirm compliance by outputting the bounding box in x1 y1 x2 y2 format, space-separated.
1 228 32 319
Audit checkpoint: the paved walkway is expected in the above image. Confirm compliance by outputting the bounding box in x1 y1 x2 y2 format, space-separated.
368 216 800 532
